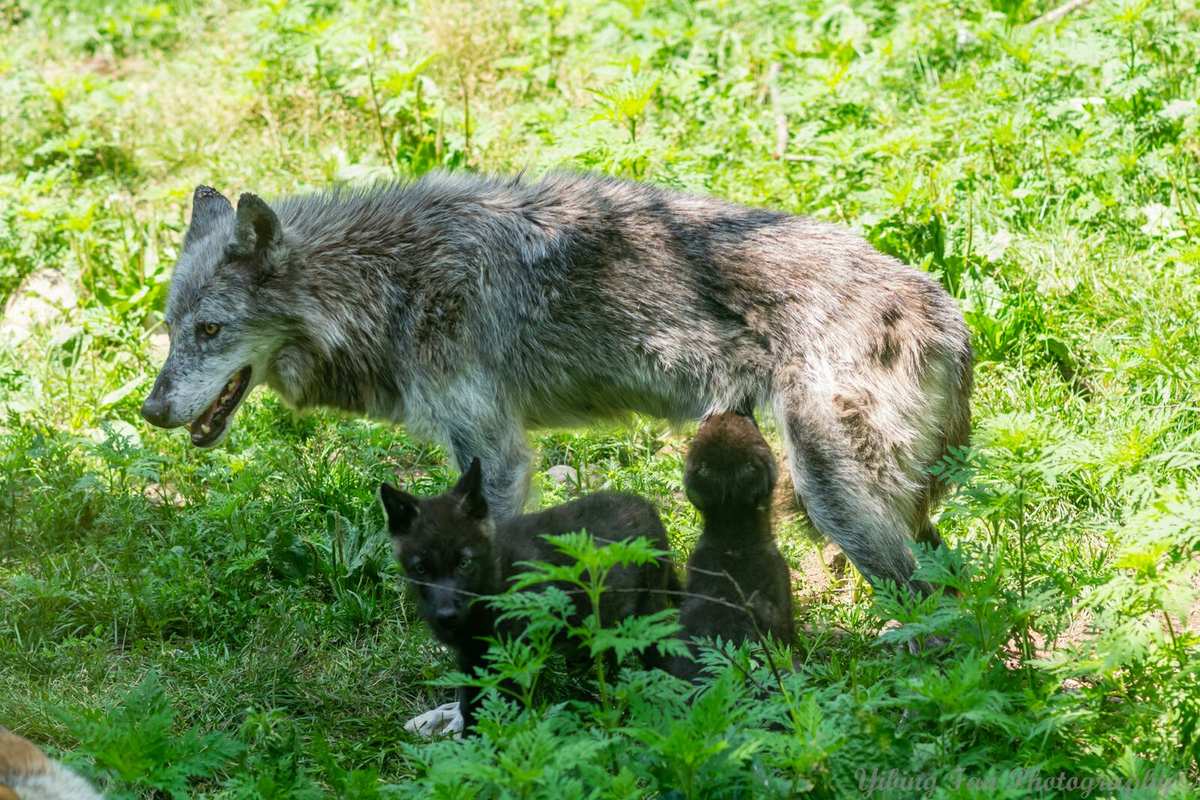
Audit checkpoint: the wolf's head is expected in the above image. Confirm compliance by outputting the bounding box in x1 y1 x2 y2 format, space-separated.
141 186 290 447
684 411 778 513
379 459 500 642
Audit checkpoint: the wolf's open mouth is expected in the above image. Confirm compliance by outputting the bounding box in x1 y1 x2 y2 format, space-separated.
189 366 251 447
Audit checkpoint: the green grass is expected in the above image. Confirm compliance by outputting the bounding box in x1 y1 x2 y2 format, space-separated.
1 0 1198 796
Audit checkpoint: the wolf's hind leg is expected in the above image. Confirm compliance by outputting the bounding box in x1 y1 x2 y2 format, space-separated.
446 418 533 521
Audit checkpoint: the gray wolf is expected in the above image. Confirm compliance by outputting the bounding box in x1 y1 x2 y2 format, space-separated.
669 412 795 681
0 727 102 800
379 457 677 730
141 171 972 590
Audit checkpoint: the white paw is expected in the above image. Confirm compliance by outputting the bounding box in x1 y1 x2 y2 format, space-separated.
404 702 464 738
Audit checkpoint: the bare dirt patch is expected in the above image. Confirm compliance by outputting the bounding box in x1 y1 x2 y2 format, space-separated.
0 269 76 345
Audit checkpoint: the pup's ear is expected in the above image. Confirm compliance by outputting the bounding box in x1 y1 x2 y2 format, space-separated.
379 483 420 536
183 185 233 251
230 192 283 268
452 458 488 520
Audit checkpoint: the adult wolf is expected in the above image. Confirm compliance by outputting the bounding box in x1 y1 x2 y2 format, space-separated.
141 172 972 591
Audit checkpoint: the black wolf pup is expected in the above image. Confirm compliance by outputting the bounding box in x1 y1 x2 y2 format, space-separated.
670 412 794 680
380 458 677 731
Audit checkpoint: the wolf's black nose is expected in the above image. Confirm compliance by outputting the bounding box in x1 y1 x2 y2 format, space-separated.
141 372 177 428
141 394 172 427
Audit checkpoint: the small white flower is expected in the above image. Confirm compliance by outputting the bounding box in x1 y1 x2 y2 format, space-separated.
1159 99 1198 120
982 229 1012 262
1140 203 1183 239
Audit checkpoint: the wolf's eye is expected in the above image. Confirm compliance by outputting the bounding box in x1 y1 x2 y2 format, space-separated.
409 561 426 577
198 322 221 338
458 555 475 571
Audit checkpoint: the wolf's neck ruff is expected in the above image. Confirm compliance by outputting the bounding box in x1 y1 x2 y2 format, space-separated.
697 506 774 541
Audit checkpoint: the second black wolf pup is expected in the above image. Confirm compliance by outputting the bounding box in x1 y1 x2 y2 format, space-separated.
671 412 794 680
380 459 677 731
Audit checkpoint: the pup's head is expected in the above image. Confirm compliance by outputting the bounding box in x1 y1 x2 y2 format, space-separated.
379 459 498 640
141 186 290 447
684 411 777 513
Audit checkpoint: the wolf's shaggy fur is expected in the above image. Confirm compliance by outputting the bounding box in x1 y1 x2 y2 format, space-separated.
670 412 795 680
380 459 677 731
145 171 972 589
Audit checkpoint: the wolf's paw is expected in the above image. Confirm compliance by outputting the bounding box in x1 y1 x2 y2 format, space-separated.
906 634 951 654
878 619 951 655
403 702 463 738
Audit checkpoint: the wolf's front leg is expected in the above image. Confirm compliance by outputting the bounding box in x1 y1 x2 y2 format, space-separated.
446 420 532 520
457 684 480 733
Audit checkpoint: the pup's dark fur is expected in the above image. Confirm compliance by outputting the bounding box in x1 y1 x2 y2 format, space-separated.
380 459 677 730
670 412 794 680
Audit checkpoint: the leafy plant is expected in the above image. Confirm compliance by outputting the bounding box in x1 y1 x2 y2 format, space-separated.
59 672 242 799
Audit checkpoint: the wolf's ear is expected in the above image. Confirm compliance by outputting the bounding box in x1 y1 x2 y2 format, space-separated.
380 483 420 536
230 192 283 267
183 186 233 252
452 458 488 520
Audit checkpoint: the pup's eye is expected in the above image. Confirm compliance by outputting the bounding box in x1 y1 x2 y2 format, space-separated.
198 322 221 338
409 561 426 576
458 555 475 571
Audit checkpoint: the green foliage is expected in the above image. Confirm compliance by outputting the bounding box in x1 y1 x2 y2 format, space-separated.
60 672 242 798
507 532 687 663
402 582 842 799
1 0 1199 795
